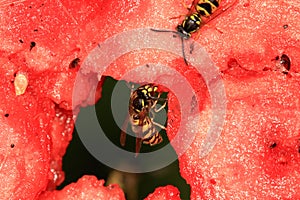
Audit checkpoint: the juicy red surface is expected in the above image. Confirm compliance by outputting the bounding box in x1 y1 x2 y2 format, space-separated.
1 0 300 199
0 60 52 199
144 185 181 200
39 175 125 200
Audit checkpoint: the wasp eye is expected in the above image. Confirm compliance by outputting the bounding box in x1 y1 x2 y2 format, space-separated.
133 115 139 120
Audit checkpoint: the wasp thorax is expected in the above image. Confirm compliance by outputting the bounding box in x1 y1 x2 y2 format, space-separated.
133 98 145 111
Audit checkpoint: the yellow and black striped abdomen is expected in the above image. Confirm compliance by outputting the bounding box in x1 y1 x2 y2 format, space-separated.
196 0 221 17
143 132 163 146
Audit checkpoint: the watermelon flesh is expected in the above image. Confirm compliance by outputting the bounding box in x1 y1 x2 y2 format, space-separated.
1 0 300 199
144 185 181 200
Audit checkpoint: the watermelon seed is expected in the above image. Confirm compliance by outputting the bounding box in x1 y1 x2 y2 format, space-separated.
19 39 24 43
269 142 277 149
69 58 80 69
34 29 38 32
283 24 288 29
10 144 15 148
4 114 9 117
30 41 36 51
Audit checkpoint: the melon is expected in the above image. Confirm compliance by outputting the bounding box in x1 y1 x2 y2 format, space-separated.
0 0 299 199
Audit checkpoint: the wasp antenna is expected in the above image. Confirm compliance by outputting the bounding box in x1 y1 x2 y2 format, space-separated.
150 28 178 34
125 82 136 93
150 28 187 39
150 28 188 64
181 37 188 65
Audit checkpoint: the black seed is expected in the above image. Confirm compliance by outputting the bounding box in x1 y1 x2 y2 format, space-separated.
4 114 9 117
10 144 15 148
269 142 277 149
69 58 80 69
34 29 38 32
145 64 150 68
29 6 32 8
19 39 24 43
280 54 291 71
30 41 36 51
283 24 288 29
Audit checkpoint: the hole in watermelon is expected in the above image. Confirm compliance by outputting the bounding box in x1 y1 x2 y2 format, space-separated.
60 76 190 199
261 123 300 178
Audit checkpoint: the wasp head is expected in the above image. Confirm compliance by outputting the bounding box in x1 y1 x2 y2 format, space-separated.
176 25 191 39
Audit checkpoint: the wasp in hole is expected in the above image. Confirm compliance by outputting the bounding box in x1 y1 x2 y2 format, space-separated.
120 84 167 157
151 0 237 64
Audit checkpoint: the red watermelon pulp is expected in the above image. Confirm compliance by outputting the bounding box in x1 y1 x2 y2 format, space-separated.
0 0 300 199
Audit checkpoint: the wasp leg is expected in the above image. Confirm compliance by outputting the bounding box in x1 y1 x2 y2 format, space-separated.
152 121 166 130
170 14 186 20
151 93 161 108
154 100 167 113
135 137 142 157
193 30 202 41
120 115 130 146
181 0 191 10
125 82 136 93
170 0 192 19
171 0 199 20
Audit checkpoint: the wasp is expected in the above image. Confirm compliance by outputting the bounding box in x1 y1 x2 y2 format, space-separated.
176 0 223 39
177 0 238 38
120 84 167 157
151 0 237 64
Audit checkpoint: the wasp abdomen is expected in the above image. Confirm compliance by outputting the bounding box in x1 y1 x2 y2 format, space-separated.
196 0 221 17
143 132 163 146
